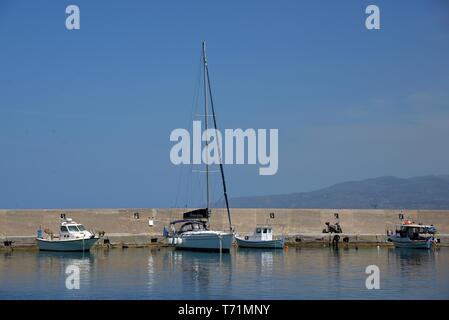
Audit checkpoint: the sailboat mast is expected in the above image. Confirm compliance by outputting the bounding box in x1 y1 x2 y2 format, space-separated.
202 42 210 216
204 49 233 232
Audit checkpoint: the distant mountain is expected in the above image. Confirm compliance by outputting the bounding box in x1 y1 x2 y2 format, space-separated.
224 175 449 209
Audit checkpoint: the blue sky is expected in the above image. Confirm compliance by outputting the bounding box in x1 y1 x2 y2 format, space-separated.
0 0 448 208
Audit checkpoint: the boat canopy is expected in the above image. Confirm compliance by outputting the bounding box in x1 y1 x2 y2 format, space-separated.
183 208 210 219
169 219 207 226
400 224 437 233
168 219 208 234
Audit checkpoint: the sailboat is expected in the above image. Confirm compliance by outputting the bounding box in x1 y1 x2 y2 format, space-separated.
166 42 234 252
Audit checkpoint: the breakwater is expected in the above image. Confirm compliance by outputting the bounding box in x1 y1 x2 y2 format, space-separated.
1 208 448 248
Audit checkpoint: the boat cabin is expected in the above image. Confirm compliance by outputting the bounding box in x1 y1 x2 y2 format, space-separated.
394 221 437 240
244 226 274 241
59 218 90 239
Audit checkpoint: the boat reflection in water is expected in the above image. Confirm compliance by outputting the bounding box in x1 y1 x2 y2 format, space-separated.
1 247 448 299
387 247 436 270
32 251 93 296
161 249 233 298
235 248 285 276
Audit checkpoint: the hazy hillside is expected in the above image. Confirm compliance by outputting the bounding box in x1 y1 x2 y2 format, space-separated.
225 175 449 209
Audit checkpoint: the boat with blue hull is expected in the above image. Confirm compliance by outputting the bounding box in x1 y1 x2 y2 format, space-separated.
37 237 98 252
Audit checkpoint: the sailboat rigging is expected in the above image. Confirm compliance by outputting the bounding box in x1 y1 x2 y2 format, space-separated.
165 42 234 251
204 42 233 232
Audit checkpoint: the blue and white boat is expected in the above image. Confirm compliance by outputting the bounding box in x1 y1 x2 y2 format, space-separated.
36 215 99 252
236 226 285 249
388 219 437 249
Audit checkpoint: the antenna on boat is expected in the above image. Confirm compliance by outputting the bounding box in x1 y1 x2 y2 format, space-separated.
203 42 233 232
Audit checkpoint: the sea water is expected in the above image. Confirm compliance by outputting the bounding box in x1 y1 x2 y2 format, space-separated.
0 247 448 299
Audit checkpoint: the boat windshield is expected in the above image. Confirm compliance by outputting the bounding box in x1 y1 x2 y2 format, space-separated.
77 225 86 231
68 225 80 232
400 226 427 233
178 222 206 233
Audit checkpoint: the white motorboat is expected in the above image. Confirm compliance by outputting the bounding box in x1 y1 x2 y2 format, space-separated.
388 218 437 249
36 215 99 252
236 225 285 249
165 42 234 252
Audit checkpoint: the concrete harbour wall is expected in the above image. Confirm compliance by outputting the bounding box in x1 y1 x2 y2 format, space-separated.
1 208 448 248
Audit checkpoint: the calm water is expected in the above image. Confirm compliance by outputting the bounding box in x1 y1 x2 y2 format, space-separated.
1 247 448 299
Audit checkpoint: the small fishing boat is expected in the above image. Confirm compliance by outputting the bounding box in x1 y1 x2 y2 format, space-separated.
388 219 437 249
236 226 285 249
36 215 99 252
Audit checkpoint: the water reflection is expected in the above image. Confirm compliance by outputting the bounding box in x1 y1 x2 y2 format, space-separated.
386 247 436 283
235 248 285 276
2 251 12 259
147 251 155 287
37 251 93 270
0 247 448 299
37 251 94 289
164 250 232 298
389 247 435 265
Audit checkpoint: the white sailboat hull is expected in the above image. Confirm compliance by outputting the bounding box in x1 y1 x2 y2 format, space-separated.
36 237 99 252
169 231 234 252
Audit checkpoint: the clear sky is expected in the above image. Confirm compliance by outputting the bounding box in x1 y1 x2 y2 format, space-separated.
1 0 448 208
